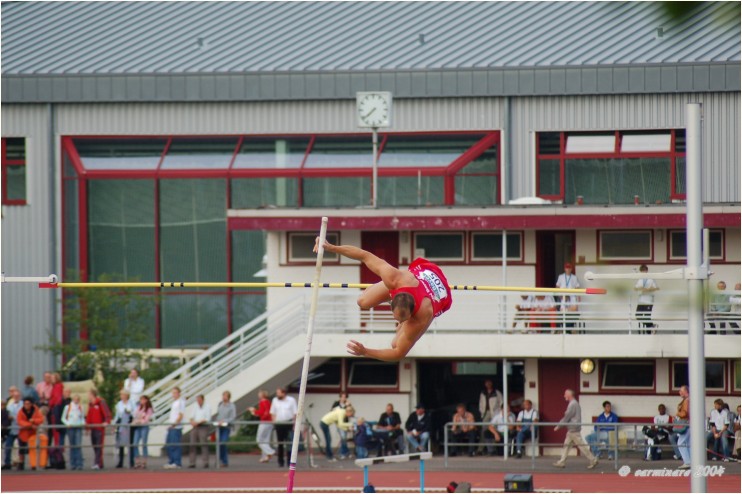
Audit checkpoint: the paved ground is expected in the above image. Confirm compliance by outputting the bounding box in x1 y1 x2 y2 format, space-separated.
2 452 739 493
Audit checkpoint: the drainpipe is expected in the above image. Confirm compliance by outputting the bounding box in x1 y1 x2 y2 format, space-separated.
48 103 58 370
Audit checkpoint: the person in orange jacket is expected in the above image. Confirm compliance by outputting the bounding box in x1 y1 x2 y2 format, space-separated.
16 398 44 470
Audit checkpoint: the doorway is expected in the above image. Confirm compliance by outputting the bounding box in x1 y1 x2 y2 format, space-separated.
537 359 580 449
536 231 575 288
360 231 399 283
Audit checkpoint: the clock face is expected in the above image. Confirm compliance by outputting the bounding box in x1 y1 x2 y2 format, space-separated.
357 92 391 128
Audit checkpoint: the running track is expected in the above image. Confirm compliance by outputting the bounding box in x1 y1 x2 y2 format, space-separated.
2 470 740 493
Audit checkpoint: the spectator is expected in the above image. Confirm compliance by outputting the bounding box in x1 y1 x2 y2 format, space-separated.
556 262 580 331
320 405 355 461
487 405 515 456
331 392 349 410
330 392 350 456
478 379 502 452
1 400 8 445
553 389 598 469
530 294 558 332
216 391 236 468
707 398 730 461
635 265 659 334
123 369 145 404
451 404 477 457
3 388 22 470
132 395 154 469
642 404 674 461
270 387 297 468
514 399 539 458
586 401 619 460
375 404 403 456
54 387 72 453
61 394 85 470
48 373 64 447
512 295 532 331
249 390 275 464
405 403 431 453
113 390 135 469
86 389 111 470
674 385 690 469
16 398 44 471
21 377 39 405
733 404 740 459
709 281 730 334
354 417 371 459
729 283 740 334
163 387 185 470
36 372 53 407
188 394 211 469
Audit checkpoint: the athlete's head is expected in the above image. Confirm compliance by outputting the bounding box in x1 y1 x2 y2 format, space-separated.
391 292 415 323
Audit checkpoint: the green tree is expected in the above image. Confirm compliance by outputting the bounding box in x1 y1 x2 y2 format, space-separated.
40 273 157 407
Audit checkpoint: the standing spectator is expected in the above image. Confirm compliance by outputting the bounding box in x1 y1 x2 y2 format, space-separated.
1 401 8 445
16 398 44 471
552 389 598 469
330 392 350 456
375 404 403 456
487 405 516 456
675 385 690 469
729 283 740 334
36 373 53 407
21 377 39 405
215 391 236 468
709 281 731 334
405 403 431 453
269 387 297 468
642 404 678 461
123 369 145 404
514 399 539 458
586 401 619 460
331 392 349 410
113 390 135 469
249 390 275 464
86 389 111 470
451 404 477 457
320 405 354 461
188 394 211 469
733 404 741 459
556 262 580 332
132 395 154 469
61 394 85 470
54 388 72 453
478 379 502 452
707 398 730 461
164 387 186 469
635 265 659 334
48 373 64 447
354 417 371 459
3 388 22 470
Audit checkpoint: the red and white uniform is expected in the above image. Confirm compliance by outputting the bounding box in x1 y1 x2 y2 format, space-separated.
389 258 452 317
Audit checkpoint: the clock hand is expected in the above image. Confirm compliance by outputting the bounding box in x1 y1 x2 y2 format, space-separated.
364 108 377 119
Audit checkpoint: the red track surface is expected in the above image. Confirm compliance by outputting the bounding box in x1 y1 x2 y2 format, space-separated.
2 471 740 493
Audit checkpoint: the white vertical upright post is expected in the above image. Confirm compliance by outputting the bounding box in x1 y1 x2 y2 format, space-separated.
287 217 329 493
502 231 508 329
502 358 509 460
372 128 379 208
685 103 706 493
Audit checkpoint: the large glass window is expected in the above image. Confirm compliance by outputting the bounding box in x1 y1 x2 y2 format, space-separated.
455 148 499 205
348 360 398 387
378 175 444 207
379 135 482 167
304 137 372 168
599 231 652 261
2 137 27 205
231 178 299 208
414 232 464 261
75 138 167 170
471 232 522 261
233 137 309 169
602 361 655 389
160 137 238 169
288 232 339 262
303 177 370 207
669 230 724 260
672 360 727 391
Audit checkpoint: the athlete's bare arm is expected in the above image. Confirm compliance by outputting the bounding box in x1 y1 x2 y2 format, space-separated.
346 316 426 362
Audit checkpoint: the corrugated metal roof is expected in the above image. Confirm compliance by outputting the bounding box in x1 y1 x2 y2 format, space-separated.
1 1 739 75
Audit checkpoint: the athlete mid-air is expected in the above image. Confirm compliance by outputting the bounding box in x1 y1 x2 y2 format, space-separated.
314 238 452 362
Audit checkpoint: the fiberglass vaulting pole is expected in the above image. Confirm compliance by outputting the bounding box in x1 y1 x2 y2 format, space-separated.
686 103 707 493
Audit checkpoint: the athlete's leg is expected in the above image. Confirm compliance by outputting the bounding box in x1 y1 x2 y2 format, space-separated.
357 281 391 310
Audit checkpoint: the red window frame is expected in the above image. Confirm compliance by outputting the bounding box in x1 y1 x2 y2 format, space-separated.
1 138 27 205
536 129 686 203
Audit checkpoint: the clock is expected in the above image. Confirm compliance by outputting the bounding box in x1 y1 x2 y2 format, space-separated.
356 91 392 128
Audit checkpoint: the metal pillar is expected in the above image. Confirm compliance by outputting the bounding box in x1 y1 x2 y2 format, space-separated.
686 103 707 493
371 128 378 208
502 358 509 460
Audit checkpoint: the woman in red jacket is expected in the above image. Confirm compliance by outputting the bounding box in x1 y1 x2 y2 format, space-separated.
248 390 275 463
86 390 111 469
48 373 64 447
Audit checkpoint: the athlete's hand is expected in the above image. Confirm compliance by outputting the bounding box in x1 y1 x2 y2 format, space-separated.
313 237 336 254
346 339 367 357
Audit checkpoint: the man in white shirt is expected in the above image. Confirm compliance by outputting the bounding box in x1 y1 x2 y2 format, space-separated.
487 406 515 456
514 400 539 458
123 369 145 404
708 399 730 460
270 387 297 468
164 387 186 469
643 403 676 460
634 265 659 334
556 262 580 332
188 394 212 468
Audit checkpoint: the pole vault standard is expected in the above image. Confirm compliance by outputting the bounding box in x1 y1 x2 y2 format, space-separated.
287 216 328 493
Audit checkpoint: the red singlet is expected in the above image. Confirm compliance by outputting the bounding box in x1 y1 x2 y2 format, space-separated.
389 258 452 317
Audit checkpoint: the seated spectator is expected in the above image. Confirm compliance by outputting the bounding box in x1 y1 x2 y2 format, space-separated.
21 377 39 405
643 404 674 461
512 295 532 331
451 404 477 457
375 404 403 456
514 400 539 458
487 405 515 456
320 404 354 461
707 399 730 461
586 401 618 460
405 403 431 453
354 417 371 460
530 294 557 332
16 398 44 471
